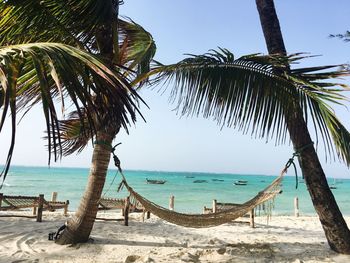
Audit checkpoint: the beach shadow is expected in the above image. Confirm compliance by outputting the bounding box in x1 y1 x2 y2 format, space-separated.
224 241 338 262
93 238 187 248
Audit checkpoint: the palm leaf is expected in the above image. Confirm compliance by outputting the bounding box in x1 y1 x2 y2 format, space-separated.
118 18 156 78
48 110 92 156
0 0 119 51
0 42 142 181
329 31 350 42
149 49 350 164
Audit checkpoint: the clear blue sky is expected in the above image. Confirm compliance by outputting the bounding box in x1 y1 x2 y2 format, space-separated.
1 0 349 178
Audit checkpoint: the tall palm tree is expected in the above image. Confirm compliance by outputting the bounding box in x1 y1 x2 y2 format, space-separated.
0 0 156 244
148 48 350 253
255 0 350 253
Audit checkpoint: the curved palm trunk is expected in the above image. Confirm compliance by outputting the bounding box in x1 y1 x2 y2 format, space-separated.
256 0 350 253
56 131 115 244
56 0 121 245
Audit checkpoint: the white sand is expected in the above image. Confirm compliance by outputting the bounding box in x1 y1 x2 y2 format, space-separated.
0 211 350 263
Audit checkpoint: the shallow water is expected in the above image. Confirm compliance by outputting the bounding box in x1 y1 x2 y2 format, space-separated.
2 166 350 215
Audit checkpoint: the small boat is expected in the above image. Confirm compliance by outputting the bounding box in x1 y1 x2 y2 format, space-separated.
185 175 195 178
212 179 224 182
193 180 207 183
146 178 166 184
329 178 338 190
234 180 247 186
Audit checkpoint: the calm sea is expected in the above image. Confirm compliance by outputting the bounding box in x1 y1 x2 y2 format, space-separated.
1 166 350 216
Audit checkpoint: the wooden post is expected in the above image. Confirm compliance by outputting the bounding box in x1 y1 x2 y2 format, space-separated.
212 199 217 213
0 193 3 208
51 192 57 202
294 197 299 217
141 210 146 222
32 194 37 215
36 194 44 222
169 195 175 211
64 200 69 216
146 211 151 219
124 196 130 226
32 206 37 215
249 209 255 228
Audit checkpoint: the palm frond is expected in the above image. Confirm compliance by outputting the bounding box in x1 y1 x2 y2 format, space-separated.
0 0 119 51
0 42 142 181
329 31 350 42
46 110 92 156
118 18 156 80
150 49 350 164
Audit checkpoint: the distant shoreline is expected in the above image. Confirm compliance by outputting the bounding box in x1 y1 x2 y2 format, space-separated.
2 164 347 179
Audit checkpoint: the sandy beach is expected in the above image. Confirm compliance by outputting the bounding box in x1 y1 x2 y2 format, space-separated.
0 211 350 263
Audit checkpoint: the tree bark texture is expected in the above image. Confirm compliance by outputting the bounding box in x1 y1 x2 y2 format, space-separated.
256 0 350 254
56 0 121 245
56 131 114 244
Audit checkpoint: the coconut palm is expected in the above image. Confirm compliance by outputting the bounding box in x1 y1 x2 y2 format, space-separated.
0 0 156 244
255 0 350 253
148 48 350 253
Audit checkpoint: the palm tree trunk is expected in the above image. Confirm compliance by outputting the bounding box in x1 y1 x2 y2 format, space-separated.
56 0 121 245
256 0 350 254
56 131 114 244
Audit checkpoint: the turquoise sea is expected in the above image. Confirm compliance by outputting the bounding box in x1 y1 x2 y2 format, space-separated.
1 166 350 216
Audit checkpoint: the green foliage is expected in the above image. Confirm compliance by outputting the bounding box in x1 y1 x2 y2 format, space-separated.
0 43 142 179
0 0 156 181
150 48 350 165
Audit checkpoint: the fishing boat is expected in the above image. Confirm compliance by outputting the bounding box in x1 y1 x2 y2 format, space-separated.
193 180 208 183
212 179 224 182
146 178 166 184
329 178 338 189
234 180 248 186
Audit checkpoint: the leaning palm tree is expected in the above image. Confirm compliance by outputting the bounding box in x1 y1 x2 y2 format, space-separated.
147 49 350 253
0 42 141 241
0 0 155 244
255 0 350 253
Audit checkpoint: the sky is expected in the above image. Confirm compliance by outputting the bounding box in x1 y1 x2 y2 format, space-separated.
1 0 350 178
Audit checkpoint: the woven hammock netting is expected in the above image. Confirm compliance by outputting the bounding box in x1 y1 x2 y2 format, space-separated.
120 170 284 228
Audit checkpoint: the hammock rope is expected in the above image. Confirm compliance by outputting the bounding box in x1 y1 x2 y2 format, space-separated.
108 144 310 228
120 173 283 228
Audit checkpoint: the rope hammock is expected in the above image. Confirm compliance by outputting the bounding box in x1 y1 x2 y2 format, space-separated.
106 141 310 228
117 170 284 228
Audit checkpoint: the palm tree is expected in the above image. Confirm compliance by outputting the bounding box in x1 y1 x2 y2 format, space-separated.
255 0 350 253
0 0 156 244
148 48 350 253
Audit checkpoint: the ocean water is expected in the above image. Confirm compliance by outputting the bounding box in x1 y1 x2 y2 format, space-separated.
1 166 350 216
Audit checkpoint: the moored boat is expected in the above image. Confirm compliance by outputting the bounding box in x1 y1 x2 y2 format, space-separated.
234 180 248 186
212 179 224 182
146 178 166 184
193 180 208 183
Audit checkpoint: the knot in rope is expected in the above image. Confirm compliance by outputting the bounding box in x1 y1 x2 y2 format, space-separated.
284 142 314 189
111 143 122 171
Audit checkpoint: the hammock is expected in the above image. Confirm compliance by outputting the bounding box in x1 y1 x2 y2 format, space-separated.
120 170 284 228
